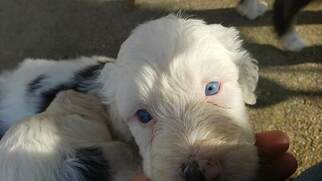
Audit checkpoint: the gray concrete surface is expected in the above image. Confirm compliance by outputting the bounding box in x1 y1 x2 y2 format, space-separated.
0 0 321 177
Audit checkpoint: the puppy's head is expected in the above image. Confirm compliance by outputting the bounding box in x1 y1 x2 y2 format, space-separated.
100 15 259 181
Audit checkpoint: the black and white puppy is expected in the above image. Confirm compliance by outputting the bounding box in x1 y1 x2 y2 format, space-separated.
237 0 313 51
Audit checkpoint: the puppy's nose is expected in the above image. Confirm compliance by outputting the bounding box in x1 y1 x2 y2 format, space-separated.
182 161 206 181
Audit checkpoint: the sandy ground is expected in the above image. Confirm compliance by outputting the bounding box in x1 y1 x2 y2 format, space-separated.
0 0 321 178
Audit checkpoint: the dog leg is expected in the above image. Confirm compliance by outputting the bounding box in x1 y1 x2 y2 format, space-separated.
281 30 307 51
236 0 268 20
274 0 312 51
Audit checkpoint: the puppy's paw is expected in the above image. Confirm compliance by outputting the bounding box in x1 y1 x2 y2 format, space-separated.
237 0 268 20
281 31 307 51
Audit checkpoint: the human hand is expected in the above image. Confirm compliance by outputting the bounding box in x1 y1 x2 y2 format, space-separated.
255 130 297 180
133 130 298 181
133 171 150 181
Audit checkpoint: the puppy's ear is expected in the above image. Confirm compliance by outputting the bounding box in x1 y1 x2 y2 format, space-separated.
98 62 133 142
98 62 117 104
210 25 259 105
237 55 259 105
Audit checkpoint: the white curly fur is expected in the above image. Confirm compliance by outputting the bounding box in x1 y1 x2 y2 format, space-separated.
0 15 259 181
99 15 259 180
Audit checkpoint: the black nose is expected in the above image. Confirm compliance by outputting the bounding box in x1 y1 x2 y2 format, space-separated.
182 161 206 181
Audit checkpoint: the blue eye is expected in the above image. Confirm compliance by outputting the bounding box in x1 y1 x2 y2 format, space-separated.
136 109 153 124
205 81 220 96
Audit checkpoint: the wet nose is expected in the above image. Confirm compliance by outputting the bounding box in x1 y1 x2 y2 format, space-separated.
182 161 206 181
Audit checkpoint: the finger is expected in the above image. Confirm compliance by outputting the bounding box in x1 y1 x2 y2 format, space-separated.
255 130 289 158
133 173 151 181
258 152 298 181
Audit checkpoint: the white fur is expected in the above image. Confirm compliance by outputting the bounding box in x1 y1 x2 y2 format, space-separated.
281 30 307 51
0 56 112 133
99 15 259 180
0 15 259 181
237 0 268 20
0 91 138 181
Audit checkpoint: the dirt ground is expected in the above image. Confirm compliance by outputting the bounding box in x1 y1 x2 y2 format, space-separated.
0 0 321 178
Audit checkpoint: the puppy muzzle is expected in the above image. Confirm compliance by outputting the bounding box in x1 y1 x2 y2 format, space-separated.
150 102 257 181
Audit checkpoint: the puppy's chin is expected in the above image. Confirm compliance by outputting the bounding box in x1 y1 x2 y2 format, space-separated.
201 143 258 181
221 144 258 181
148 144 258 181
147 123 257 181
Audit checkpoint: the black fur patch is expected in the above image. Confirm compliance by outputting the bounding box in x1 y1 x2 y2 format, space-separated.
64 147 110 181
273 0 313 37
0 120 6 139
31 63 105 113
73 63 105 92
0 85 4 139
27 74 47 92
75 63 105 81
38 83 75 112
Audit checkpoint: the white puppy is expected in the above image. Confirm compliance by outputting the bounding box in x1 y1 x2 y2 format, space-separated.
99 15 259 181
0 15 259 181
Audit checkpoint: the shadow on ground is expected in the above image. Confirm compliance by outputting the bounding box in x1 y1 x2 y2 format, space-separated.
245 44 322 67
253 76 322 108
1 0 320 107
1 0 321 70
0 0 161 70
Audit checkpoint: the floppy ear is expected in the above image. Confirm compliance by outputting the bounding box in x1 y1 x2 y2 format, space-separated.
210 25 259 105
236 54 259 105
98 62 133 142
